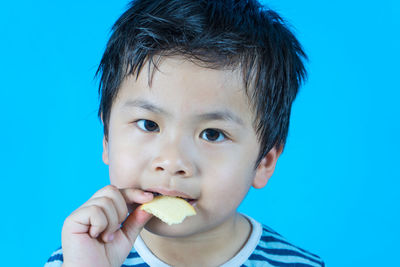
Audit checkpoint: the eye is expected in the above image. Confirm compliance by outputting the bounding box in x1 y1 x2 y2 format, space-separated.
200 128 227 142
136 119 159 132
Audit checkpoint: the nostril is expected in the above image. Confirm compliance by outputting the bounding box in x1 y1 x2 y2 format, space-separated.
176 170 186 176
155 167 164 171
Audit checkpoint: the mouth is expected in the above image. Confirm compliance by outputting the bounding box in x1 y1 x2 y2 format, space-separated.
145 190 197 206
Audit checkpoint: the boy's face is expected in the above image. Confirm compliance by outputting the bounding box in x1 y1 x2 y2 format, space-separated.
103 57 278 237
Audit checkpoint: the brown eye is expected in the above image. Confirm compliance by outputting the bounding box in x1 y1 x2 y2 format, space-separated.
200 129 226 142
136 119 159 132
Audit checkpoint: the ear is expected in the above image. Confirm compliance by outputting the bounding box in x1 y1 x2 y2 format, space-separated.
252 145 283 189
102 136 109 165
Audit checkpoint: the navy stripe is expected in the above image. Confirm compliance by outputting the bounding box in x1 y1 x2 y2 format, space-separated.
260 235 321 260
127 251 141 258
47 253 64 263
256 245 322 265
248 254 319 267
262 226 282 236
122 263 149 267
261 235 298 248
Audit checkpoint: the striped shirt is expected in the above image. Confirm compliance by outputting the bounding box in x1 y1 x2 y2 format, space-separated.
45 215 324 266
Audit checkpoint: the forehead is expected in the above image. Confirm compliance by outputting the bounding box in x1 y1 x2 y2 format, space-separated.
113 57 254 123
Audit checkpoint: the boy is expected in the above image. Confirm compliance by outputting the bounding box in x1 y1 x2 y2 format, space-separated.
46 0 324 266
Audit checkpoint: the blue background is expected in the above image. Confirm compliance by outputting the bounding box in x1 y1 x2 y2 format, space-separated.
1 0 399 266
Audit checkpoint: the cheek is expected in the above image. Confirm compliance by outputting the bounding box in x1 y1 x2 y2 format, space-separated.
201 157 255 210
107 142 149 188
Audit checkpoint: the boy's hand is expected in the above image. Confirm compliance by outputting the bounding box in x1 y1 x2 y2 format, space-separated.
61 185 154 267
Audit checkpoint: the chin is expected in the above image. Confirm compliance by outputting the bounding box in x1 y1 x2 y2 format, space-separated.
143 216 203 238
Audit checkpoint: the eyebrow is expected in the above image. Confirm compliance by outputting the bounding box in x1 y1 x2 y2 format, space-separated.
196 111 244 126
121 99 244 126
121 99 169 115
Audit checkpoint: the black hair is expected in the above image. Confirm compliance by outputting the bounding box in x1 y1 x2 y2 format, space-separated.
96 0 307 166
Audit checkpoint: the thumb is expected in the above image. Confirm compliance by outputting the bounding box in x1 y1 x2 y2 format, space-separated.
120 206 153 246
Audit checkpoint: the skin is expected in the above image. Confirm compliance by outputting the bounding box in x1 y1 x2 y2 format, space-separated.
61 56 282 267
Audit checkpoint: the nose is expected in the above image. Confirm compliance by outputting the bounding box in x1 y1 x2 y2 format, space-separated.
151 138 194 178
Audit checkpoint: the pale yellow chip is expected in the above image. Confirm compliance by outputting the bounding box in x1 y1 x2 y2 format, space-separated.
140 195 196 225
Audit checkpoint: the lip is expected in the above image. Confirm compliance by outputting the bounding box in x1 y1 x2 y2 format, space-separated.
144 187 195 200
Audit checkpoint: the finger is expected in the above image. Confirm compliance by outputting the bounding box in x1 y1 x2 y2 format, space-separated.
82 197 120 243
120 206 153 246
119 188 154 205
87 185 129 223
65 205 108 239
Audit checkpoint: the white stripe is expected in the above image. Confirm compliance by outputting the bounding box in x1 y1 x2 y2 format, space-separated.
243 259 275 267
44 249 63 267
50 248 63 256
44 260 62 267
122 254 147 265
259 235 321 262
252 249 321 267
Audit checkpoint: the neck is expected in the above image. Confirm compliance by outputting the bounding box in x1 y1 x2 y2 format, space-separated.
139 213 251 267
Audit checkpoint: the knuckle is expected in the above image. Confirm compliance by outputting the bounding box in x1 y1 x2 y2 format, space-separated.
89 205 105 218
103 184 118 194
93 199 119 225
65 208 83 223
100 196 115 207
